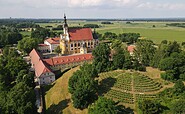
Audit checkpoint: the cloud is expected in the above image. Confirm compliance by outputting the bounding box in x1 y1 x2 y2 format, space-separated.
137 2 185 10
68 0 104 7
0 0 138 9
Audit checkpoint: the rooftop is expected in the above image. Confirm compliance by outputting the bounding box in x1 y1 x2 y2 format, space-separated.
69 28 94 41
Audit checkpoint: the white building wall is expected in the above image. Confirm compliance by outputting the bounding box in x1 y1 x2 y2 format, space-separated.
51 44 59 52
38 46 50 53
38 72 55 85
44 41 52 52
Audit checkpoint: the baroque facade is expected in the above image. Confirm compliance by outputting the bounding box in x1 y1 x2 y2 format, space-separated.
60 14 99 55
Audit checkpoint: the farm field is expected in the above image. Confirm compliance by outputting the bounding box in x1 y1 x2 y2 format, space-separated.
34 21 185 44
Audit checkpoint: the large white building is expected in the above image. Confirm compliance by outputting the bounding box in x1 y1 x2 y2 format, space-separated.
29 49 55 85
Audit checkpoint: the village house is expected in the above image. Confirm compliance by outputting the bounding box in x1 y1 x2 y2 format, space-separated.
127 45 136 56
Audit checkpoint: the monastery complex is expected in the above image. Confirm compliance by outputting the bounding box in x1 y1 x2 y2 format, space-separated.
30 15 98 85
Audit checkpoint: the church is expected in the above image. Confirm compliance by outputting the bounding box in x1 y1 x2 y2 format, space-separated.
31 14 99 85
39 14 99 54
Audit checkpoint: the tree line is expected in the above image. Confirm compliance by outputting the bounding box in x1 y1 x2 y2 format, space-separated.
0 47 37 114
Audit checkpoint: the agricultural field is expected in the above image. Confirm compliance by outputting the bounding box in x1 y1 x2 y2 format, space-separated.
34 21 185 44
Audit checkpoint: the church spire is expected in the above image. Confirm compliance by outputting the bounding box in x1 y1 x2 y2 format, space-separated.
64 13 68 27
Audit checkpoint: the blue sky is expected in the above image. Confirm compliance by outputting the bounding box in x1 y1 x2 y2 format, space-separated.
0 0 185 18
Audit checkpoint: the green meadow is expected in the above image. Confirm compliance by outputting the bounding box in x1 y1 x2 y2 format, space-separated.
35 21 185 44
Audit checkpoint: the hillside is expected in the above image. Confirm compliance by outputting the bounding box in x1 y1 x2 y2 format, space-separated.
44 67 175 113
44 66 88 114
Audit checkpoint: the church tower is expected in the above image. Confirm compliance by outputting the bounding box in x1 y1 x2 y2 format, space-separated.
63 14 68 35
60 14 70 55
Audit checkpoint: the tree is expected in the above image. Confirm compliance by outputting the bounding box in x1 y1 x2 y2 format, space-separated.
171 99 185 114
112 47 125 69
31 27 50 41
134 39 156 66
174 80 185 94
159 57 175 71
88 97 119 114
118 33 140 44
17 37 39 54
83 24 99 28
16 70 35 88
6 82 37 114
68 63 98 109
54 46 61 55
103 32 117 39
92 43 111 73
161 40 168 44
160 70 175 81
0 27 22 47
138 100 162 114
164 41 181 57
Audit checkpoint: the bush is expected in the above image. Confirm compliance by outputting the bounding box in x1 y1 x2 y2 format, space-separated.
161 70 175 81
101 22 113 24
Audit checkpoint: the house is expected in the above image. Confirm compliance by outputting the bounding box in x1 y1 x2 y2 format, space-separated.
44 37 60 53
34 60 55 85
37 44 50 53
29 49 55 85
29 49 93 85
127 45 136 56
44 53 93 71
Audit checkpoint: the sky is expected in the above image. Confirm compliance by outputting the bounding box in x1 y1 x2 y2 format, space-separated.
1 0 185 19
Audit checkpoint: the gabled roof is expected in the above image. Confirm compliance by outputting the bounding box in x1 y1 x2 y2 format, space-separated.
45 37 60 44
29 49 42 66
44 53 93 66
34 60 52 77
29 49 53 77
69 28 94 41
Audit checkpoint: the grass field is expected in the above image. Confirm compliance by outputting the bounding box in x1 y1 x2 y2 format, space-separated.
44 66 88 114
35 21 185 44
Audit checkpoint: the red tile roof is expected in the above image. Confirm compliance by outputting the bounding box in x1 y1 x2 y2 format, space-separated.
45 37 60 44
30 49 93 78
44 53 93 66
29 49 42 66
30 49 52 77
127 45 136 53
69 28 93 41
34 60 52 77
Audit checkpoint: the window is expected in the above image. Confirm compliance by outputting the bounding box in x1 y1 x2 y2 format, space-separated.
71 44 73 47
